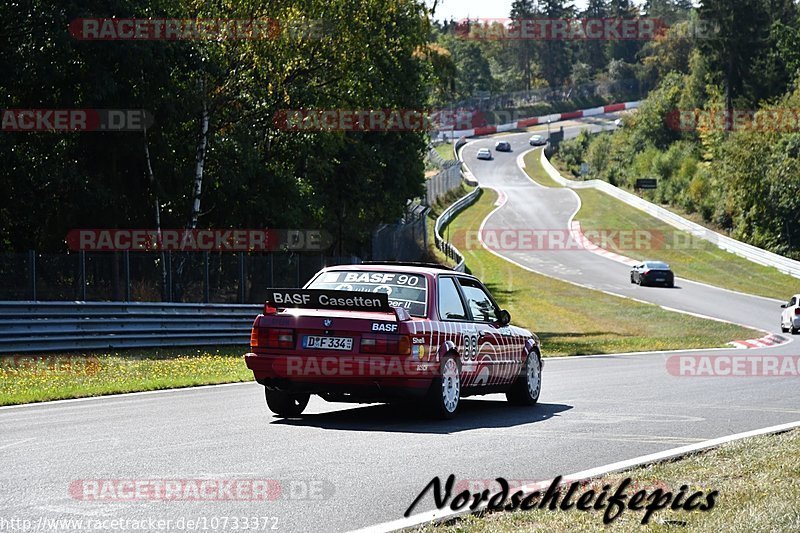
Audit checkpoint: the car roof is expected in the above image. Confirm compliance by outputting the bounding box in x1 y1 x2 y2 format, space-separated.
322 263 479 278
644 261 670 268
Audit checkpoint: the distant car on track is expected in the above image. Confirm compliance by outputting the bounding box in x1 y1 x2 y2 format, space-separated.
630 261 675 288
477 148 493 160
495 141 512 152
615 118 625 128
529 135 547 146
244 263 542 419
780 295 800 334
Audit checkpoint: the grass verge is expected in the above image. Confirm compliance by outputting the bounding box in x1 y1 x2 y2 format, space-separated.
424 429 800 532
434 142 456 161
444 188 759 356
0 347 251 406
525 151 797 301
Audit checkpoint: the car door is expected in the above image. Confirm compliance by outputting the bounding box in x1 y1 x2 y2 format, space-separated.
785 297 797 325
455 277 515 387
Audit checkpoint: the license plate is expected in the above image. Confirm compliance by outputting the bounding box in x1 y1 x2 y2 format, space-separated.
656 278 665 282
303 336 353 351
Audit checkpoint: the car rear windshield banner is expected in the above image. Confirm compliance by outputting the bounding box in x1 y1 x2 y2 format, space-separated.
307 271 428 317
265 289 391 313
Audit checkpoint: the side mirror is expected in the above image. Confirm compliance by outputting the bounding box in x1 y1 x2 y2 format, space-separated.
781 304 787 308
499 309 511 326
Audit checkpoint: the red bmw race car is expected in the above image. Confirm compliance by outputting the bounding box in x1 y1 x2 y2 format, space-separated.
244 263 542 419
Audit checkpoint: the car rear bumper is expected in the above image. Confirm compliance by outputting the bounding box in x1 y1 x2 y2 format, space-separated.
244 352 435 396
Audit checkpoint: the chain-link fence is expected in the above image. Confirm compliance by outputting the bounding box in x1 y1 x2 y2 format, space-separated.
0 251 361 304
371 203 430 262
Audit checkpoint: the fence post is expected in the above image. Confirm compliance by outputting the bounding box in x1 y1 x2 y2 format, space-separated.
239 252 246 303
166 252 173 302
123 250 130 302
28 250 36 301
203 251 210 303
79 250 87 301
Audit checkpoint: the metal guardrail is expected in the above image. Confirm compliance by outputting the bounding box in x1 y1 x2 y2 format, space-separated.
540 150 800 280
0 301 261 353
434 188 482 272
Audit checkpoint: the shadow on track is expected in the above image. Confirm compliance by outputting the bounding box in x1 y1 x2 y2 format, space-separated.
271 400 572 434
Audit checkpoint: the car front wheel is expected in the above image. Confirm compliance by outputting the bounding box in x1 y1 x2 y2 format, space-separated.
426 355 461 419
507 350 542 406
265 389 310 417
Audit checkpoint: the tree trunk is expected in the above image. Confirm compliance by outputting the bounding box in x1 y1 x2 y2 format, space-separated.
143 125 167 300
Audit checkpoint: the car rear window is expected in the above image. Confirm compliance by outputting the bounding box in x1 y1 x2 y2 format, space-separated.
646 262 670 270
308 270 428 317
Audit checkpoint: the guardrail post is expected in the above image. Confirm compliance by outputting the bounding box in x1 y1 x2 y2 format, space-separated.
166 252 173 302
123 251 130 302
203 251 210 303
28 250 36 301
79 250 87 301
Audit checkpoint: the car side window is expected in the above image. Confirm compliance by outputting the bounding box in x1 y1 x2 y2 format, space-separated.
458 278 499 323
438 277 467 320
791 297 797 307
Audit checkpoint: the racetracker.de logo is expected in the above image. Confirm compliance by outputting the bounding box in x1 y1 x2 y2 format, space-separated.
455 18 669 41
0 355 101 376
68 479 334 501
665 108 800 133
666 355 800 377
69 18 280 40
272 108 490 132
1 109 153 132
66 229 332 252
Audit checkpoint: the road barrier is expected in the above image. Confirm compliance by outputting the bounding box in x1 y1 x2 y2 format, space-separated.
439 101 641 139
435 188 482 272
0 301 260 353
540 150 800 279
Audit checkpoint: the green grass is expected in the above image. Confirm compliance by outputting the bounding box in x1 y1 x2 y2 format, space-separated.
424 429 800 532
523 149 563 188
0 347 251 406
434 142 456 161
443 189 759 357
524 151 797 301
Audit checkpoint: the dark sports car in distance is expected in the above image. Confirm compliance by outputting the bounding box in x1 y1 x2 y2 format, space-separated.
495 141 512 152
630 261 675 288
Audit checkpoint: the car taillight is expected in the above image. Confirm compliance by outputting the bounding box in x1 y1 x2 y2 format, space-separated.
795 308 800 315
642 270 650 275
251 328 295 349
360 335 411 355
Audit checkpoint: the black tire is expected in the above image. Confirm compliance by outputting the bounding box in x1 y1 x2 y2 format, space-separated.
507 350 542 406
792 328 799 335
781 323 789 333
666 281 674 288
425 354 461 419
630 274 635 284
265 389 310 417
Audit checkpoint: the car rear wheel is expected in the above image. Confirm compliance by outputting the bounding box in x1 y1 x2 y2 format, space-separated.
781 321 789 333
426 355 461 419
265 389 310 417
507 350 541 406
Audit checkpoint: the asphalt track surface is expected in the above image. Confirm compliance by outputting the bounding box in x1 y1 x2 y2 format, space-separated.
2 115 799 533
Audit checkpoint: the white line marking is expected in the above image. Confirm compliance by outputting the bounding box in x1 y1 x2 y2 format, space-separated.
0 381 253 411
0 437 35 450
351 420 800 533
